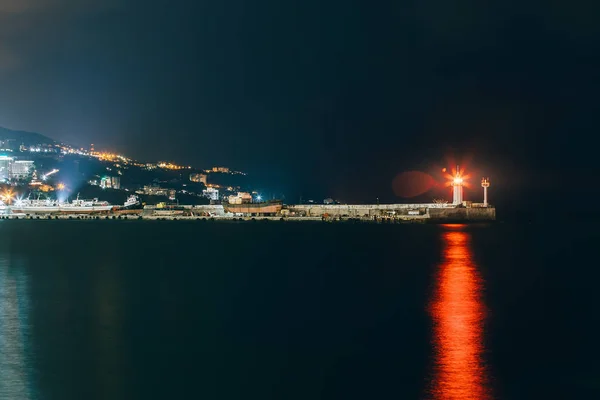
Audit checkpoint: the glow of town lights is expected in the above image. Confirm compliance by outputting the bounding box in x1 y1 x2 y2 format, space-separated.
453 177 463 184
256 195 262 201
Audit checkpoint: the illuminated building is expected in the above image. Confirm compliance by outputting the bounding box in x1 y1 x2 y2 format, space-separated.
10 160 35 179
100 176 120 189
203 187 219 201
157 161 186 170
111 177 120 189
143 185 168 196
168 189 176 201
211 167 230 173
100 177 111 189
0 155 13 180
190 173 207 184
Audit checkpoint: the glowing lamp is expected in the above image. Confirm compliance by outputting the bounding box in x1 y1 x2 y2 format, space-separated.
453 177 463 185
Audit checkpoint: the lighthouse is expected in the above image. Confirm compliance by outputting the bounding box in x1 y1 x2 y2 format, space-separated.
451 165 464 205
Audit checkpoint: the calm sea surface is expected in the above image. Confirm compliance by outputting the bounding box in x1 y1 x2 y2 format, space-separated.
0 220 598 399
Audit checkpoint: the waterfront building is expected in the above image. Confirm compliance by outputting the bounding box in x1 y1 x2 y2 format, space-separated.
0 155 14 181
203 187 219 201
190 173 207 184
10 160 35 179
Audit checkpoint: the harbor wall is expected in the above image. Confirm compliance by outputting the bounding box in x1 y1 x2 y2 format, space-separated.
286 204 495 221
185 203 496 221
7 203 495 222
142 204 227 216
3 203 496 222
286 203 451 217
427 207 496 221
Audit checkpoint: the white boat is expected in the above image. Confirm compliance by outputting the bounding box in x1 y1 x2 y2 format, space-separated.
120 195 141 209
11 194 114 214
58 197 114 213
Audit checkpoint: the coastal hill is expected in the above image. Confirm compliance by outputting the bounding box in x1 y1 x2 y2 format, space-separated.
0 125 56 146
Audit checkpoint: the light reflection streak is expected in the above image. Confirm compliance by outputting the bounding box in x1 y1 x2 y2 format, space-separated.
94 263 125 399
428 224 489 399
0 258 36 399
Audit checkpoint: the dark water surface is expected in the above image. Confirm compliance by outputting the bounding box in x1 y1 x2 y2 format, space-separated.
0 220 598 399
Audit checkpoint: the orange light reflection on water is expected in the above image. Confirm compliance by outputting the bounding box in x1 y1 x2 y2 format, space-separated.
429 225 489 399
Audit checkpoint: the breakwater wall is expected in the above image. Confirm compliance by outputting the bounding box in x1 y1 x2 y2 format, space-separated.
142 204 227 216
286 203 449 217
427 207 496 222
1 203 496 222
286 204 494 222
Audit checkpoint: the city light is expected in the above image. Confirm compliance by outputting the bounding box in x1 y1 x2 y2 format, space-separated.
0 189 14 203
56 183 66 191
157 161 187 170
255 195 262 201
453 177 463 185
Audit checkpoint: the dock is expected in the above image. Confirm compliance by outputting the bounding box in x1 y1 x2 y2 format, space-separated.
0 202 495 223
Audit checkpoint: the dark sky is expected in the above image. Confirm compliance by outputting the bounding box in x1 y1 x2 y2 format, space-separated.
0 1 598 207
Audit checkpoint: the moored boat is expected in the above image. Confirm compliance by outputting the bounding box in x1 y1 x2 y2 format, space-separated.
223 192 282 215
9 194 125 214
119 195 141 210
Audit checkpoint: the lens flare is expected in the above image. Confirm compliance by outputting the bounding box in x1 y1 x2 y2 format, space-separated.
392 171 436 198
443 167 471 189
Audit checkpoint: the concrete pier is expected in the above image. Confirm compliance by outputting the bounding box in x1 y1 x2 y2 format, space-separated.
0 202 495 223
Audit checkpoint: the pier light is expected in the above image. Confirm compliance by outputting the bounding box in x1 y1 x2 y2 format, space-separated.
451 165 464 205
481 178 490 207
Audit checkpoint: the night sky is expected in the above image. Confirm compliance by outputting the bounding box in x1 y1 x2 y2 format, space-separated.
0 1 597 212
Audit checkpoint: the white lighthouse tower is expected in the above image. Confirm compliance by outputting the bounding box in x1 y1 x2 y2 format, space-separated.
452 165 464 205
481 177 490 207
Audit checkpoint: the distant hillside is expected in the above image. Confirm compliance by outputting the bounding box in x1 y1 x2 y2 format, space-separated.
0 126 56 146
